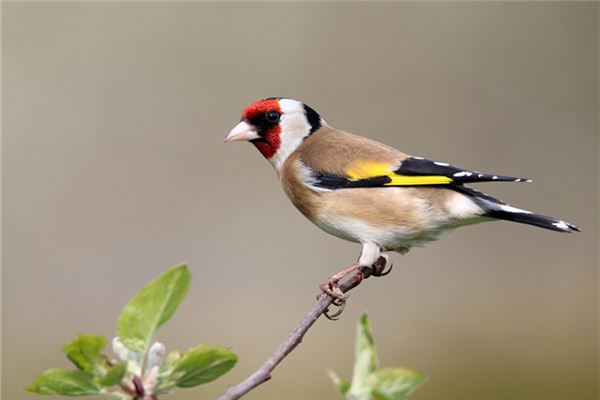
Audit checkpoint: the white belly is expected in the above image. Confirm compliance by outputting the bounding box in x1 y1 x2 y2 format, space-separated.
312 214 452 253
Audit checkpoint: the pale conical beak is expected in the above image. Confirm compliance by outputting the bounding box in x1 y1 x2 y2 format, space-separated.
224 121 260 142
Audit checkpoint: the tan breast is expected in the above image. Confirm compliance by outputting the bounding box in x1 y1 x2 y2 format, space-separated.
279 151 322 221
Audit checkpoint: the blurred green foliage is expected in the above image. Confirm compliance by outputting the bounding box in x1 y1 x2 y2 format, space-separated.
27 265 237 399
329 314 424 400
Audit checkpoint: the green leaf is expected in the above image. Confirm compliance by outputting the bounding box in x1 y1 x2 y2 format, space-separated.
98 362 127 387
327 369 351 397
63 334 108 375
155 351 182 395
348 313 379 400
369 367 425 400
338 380 351 397
116 264 191 353
26 369 101 396
171 345 237 388
160 350 182 376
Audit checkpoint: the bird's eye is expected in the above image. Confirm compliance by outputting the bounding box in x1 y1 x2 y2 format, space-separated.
266 111 280 123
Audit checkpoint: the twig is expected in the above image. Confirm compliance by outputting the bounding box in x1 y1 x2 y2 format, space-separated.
217 271 366 400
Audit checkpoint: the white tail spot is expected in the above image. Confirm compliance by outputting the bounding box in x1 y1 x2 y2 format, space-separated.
552 221 569 230
500 204 532 214
454 171 473 177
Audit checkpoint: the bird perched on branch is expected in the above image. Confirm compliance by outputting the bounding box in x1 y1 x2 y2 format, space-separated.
225 97 579 300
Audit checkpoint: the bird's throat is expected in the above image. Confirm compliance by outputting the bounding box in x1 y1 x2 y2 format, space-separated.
251 126 281 160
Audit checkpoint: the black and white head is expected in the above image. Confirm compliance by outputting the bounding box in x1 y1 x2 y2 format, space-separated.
224 98 323 170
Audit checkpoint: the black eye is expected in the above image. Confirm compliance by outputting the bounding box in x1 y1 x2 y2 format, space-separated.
265 111 280 123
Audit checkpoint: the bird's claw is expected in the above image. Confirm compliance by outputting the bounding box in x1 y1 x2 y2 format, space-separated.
324 298 346 320
373 255 394 276
319 261 369 320
319 280 347 301
319 278 349 320
360 255 393 278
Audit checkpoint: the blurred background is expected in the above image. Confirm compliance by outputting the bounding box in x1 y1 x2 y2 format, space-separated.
3 2 598 400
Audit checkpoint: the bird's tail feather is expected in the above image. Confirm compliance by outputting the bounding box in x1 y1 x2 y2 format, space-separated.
453 185 580 233
484 208 579 232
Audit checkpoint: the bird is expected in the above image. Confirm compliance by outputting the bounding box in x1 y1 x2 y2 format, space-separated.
224 97 579 301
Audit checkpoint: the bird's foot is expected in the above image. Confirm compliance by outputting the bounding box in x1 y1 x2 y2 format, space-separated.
324 297 347 321
319 262 361 300
319 262 362 320
359 255 393 278
323 269 367 320
319 279 347 301
320 279 346 321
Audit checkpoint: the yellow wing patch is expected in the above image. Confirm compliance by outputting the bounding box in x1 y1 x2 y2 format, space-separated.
387 175 453 185
346 161 453 186
346 161 393 180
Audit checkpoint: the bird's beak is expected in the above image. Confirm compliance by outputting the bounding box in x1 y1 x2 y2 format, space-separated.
224 121 260 142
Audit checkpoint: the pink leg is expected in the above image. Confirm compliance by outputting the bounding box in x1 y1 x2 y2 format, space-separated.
320 242 382 300
319 262 361 300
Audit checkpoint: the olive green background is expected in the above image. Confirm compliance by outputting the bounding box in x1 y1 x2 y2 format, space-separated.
3 2 598 400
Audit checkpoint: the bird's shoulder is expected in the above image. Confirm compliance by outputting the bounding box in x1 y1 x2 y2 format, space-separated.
294 125 408 175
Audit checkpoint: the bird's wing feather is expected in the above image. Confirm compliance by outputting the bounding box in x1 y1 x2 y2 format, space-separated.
299 126 529 190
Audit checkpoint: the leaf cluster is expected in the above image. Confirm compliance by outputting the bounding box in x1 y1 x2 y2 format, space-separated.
329 314 425 400
27 265 237 398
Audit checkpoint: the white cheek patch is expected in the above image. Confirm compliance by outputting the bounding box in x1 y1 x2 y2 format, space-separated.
269 99 312 171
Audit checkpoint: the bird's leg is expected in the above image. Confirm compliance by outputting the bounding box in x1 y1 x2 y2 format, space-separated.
320 242 381 300
320 262 361 300
322 243 381 320
326 255 392 320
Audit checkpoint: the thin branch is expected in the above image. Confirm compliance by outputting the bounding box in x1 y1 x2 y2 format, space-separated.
217 271 366 400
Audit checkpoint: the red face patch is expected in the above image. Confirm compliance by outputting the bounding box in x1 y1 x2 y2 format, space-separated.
241 99 281 121
241 99 282 160
252 127 280 159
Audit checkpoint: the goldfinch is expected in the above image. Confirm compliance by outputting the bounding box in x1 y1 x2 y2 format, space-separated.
225 98 579 298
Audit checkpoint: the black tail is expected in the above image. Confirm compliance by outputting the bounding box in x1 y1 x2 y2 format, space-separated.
485 209 580 233
453 185 580 233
